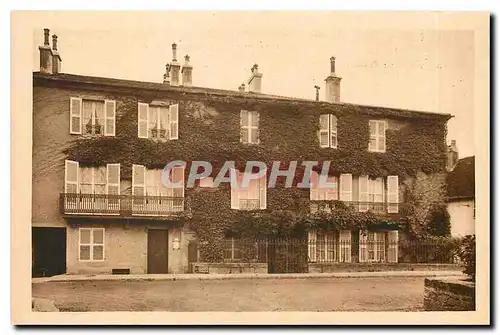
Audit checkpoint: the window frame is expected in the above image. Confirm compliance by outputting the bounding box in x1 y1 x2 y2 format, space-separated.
368 120 387 153
230 170 267 210
137 103 179 140
78 227 105 262
319 114 338 149
240 110 260 144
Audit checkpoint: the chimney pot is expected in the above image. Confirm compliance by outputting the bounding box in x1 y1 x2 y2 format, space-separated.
43 28 50 46
52 34 58 51
39 29 54 74
247 64 262 93
172 43 178 62
330 56 336 74
181 54 193 87
314 85 321 101
325 57 341 103
169 43 181 86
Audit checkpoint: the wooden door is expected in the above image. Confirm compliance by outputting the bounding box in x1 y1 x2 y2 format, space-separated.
147 229 168 274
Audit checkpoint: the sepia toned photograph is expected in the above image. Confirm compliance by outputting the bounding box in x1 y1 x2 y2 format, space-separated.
11 10 489 325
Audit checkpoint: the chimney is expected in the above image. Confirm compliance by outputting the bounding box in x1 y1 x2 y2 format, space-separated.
314 85 321 101
181 55 193 87
247 64 263 93
51 34 62 74
38 28 53 74
325 57 342 103
169 43 181 86
163 64 170 85
446 140 459 172
238 83 246 92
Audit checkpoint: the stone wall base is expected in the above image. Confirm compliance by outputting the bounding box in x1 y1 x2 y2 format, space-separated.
424 277 475 311
308 263 461 273
190 262 268 274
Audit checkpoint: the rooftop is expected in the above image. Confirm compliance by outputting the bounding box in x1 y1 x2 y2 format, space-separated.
33 71 453 121
446 156 475 200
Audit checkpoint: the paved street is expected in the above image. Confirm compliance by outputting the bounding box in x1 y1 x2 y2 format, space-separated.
33 276 426 312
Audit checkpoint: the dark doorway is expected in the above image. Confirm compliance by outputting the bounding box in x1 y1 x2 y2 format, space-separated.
147 229 169 274
32 227 67 277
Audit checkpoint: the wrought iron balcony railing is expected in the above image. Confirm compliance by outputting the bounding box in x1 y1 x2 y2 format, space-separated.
59 193 188 219
310 200 409 216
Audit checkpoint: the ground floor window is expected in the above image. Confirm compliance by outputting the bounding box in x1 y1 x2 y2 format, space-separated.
308 229 398 263
359 230 398 263
223 238 243 262
79 228 105 261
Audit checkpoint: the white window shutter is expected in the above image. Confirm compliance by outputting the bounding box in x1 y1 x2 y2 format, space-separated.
104 100 116 136
378 121 386 152
387 231 399 263
358 230 368 263
259 173 267 209
64 160 79 193
339 230 352 262
387 175 399 213
240 110 249 143
106 163 120 195
358 175 369 212
325 176 338 200
339 173 352 202
70 97 82 134
329 115 337 148
308 230 317 262
319 114 329 148
368 120 377 151
169 104 179 140
132 164 146 196
230 169 239 209
138 103 149 138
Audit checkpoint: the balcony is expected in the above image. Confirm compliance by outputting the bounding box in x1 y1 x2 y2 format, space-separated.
310 200 409 218
59 193 189 220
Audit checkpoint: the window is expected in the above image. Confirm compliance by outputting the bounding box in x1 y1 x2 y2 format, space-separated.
138 103 179 140
368 120 386 152
240 110 259 144
132 165 185 212
358 175 399 213
230 170 267 210
308 230 351 263
319 114 337 148
79 228 105 261
358 176 385 212
64 161 121 212
69 98 115 136
64 161 120 195
223 238 243 261
360 230 399 263
310 170 338 201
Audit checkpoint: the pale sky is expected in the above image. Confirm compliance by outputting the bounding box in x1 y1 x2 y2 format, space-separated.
31 12 476 158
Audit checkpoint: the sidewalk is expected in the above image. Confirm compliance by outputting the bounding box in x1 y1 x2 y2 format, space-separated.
32 270 464 284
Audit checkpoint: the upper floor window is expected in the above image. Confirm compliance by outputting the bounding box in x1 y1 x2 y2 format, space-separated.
368 120 386 152
137 103 179 140
310 170 339 201
132 165 184 197
64 160 120 195
240 110 259 144
70 98 116 136
319 114 337 148
230 170 266 210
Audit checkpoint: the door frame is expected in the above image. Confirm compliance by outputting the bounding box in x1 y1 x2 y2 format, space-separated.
147 228 169 274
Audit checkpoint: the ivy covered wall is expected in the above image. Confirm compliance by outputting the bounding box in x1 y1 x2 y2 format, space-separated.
35 78 450 260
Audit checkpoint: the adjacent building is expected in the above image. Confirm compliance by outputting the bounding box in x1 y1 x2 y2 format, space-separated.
32 29 452 276
446 142 475 237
